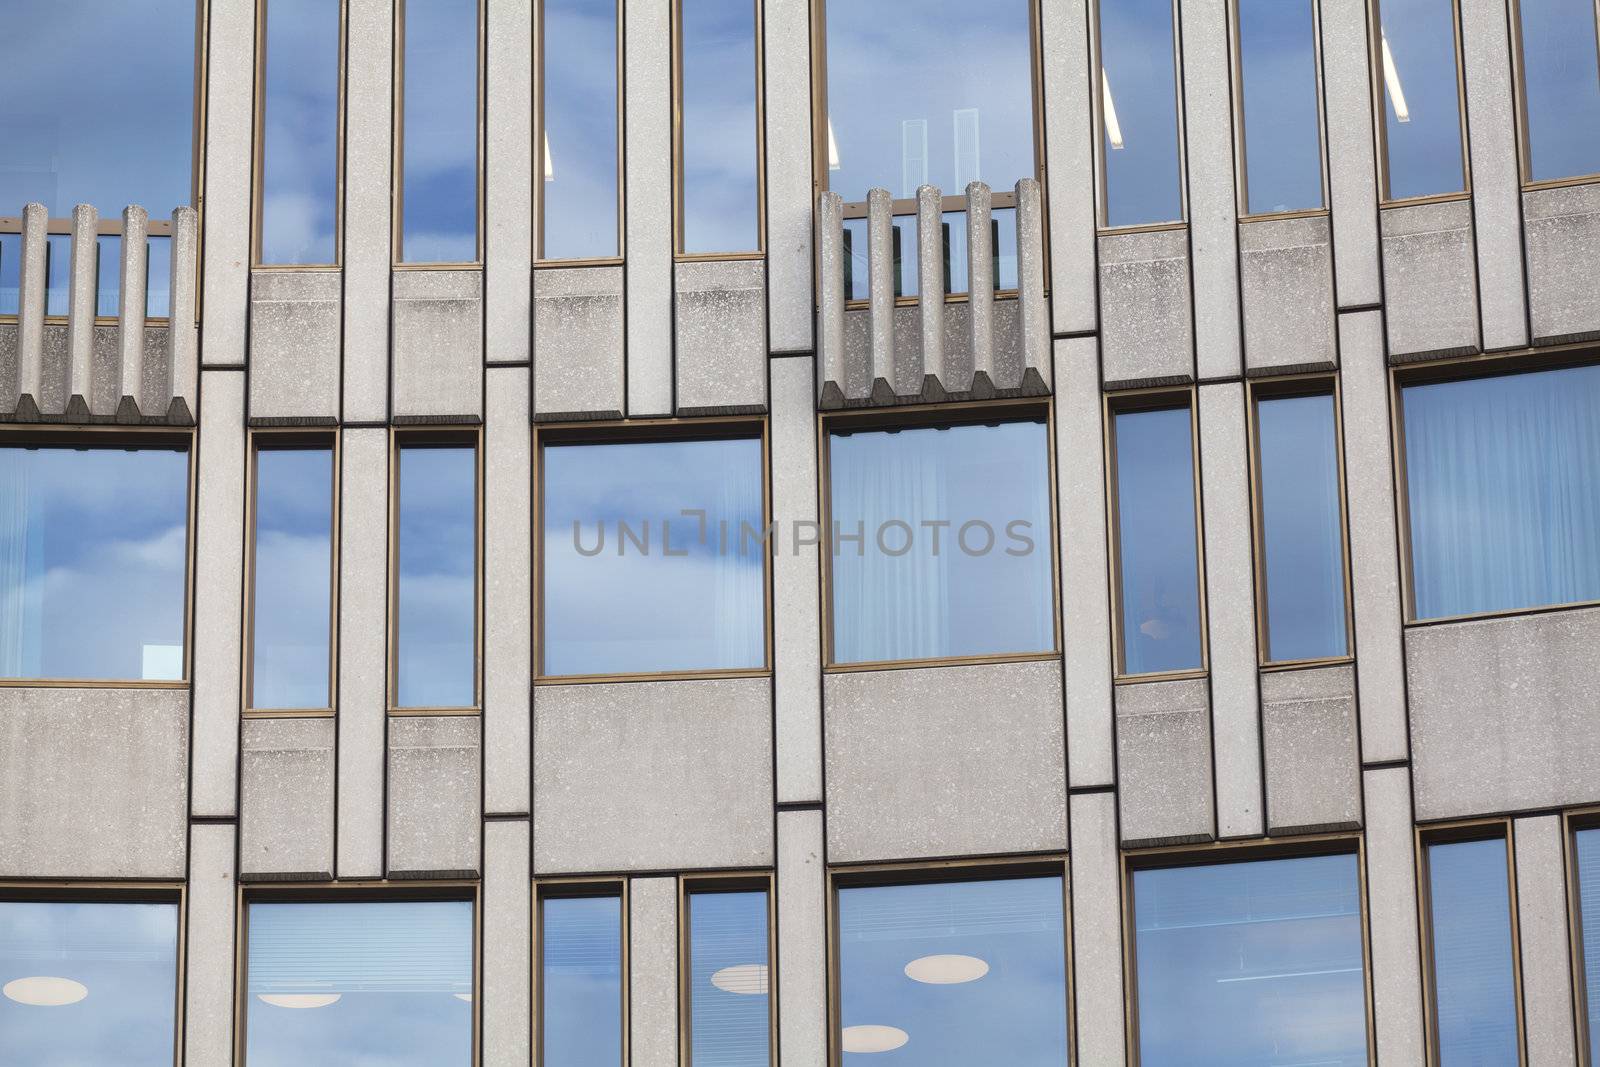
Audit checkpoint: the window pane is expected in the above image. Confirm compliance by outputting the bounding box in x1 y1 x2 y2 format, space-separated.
1376 0 1466 198
0 2 195 219
542 895 624 1067
1113 405 1202 674
396 444 476 707
1237 0 1324 214
828 420 1053 665
260 0 341 265
146 235 173 318
837 876 1067 1063
0 233 19 315
1257 391 1347 661
245 900 473 1065
542 0 620 259
1132 853 1367 1065
1574 828 1600 1062
0 443 188 680
1426 837 1519 1063
0 900 179 1064
681 0 760 253
401 0 478 263
96 235 121 318
252 446 333 709
1100 0 1184 226
1402 363 1600 619
1519 0 1600 181
541 435 765 676
688 890 770 1064
45 234 71 317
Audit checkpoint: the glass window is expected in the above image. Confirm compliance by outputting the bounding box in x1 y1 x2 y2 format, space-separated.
0 898 180 1064
679 0 761 253
1131 852 1368 1064
44 234 71 318
146 236 173 319
1112 403 1202 675
540 432 765 677
540 0 621 260
836 874 1067 1062
1098 0 1184 227
395 442 476 708
1573 827 1600 1061
827 418 1054 666
250 442 335 710
400 0 479 263
0 439 189 681
1517 0 1600 182
1423 835 1520 1063
1235 0 1325 214
1255 388 1348 662
244 899 473 1064
1374 0 1467 199
259 0 342 265
686 888 771 1064
0 233 19 315
1400 362 1600 620
95 235 121 318
541 893 624 1067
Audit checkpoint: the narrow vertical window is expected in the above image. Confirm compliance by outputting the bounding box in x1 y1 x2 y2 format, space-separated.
250 439 335 711
0 233 20 315
540 892 624 1066
1572 826 1600 1060
1111 401 1203 675
399 0 479 263
686 886 771 1063
677 0 761 253
44 235 71 317
1097 0 1184 226
95 235 121 318
540 0 621 260
1422 834 1521 1062
146 236 174 318
394 440 477 708
1516 0 1600 182
1373 0 1467 199
258 0 342 265
1235 0 1325 214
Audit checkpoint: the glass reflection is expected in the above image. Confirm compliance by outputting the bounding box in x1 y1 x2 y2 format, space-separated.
828 419 1053 665
837 876 1067 1064
541 894 624 1067
1518 0 1600 181
1 233 19 315
1574 828 1600 1062
95 235 121 318
680 0 760 253
1132 853 1368 1065
396 444 476 707
1257 391 1347 661
1236 0 1324 214
260 0 341 264
401 0 478 262
541 435 765 676
1099 0 1184 226
1376 0 1466 199
245 900 473 1065
0 899 179 1066
0 442 188 680
1425 837 1519 1063
251 445 334 709
146 235 173 318
688 890 770 1065
1113 405 1202 674
839 210 1017 301
45 235 71 317
541 0 620 259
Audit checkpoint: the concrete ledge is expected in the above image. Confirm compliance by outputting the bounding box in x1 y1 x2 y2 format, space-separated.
1381 200 1480 358
1098 228 1193 385
532 266 625 420
1115 676 1214 847
1239 214 1336 372
1524 183 1600 344
675 259 766 415
241 716 335 880
1261 664 1360 834
392 268 484 420
387 715 481 878
248 270 341 422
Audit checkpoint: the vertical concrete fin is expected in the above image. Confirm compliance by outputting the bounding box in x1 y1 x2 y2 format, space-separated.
866 187 895 399
1514 814 1580 1064
167 207 199 421
1015 178 1050 390
118 206 149 412
15 202 47 408
777 809 828 1064
628 877 679 1067
917 184 946 392
965 181 994 391
816 191 846 404
66 205 100 413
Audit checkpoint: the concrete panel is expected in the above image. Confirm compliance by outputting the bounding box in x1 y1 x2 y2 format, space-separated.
1041 0 1097 333
1363 766 1425 1064
1069 791 1126 1065
762 0 813 353
1380 200 1481 358
484 366 532 814
1261 665 1360 834
778 809 826 1067
200 0 254 367
1239 215 1337 372
241 716 335 880
533 677 773 873
485 0 534 364
1180 0 1242 378
1319 0 1381 308
772 356 822 804
623 0 672 417
1524 183 1600 343
532 266 625 419
1098 228 1193 386
483 819 532 1064
0 327 14 414
342 0 393 422
387 715 481 878
337 428 389 878
185 823 237 1067
629 876 678 1067
1409 607 1600 820
392 268 484 419
1514 814 1580 1065
1115 676 1215 847
674 259 766 415
824 660 1067 864
248 270 341 421
0 687 187 879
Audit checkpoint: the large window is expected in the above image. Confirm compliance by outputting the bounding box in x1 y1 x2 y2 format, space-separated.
538 0 621 260
834 872 1068 1062
393 438 477 709
1129 849 1369 1064
1399 361 1600 621
1096 0 1184 227
1233 0 1326 215
677 0 762 254
539 889 625 1067
1515 0 1600 183
0 437 189 682
0 897 180 1064
824 412 1055 667
257 0 343 265
685 883 772 1064
1421 831 1522 1062
1372 0 1468 200
398 0 480 263
1572 823 1600 1061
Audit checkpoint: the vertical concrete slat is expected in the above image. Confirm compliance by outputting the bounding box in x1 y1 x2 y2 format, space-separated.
816 191 846 401
201 0 255 368
15 203 47 407
118 206 149 410
778 808 827 1066
1514 814 1580 1065
1320 0 1382 308
337 427 388 878
485 0 533 365
484 365 532 815
773 356 822 804
917 185 945 391
624 0 673 417
1364 766 1426 1063
168 206 200 419
1040 0 1097 333
629 876 679 1067
184 822 237 1067
483 819 532 1063
1069 791 1126 1064
343 0 393 423
866 188 894 397
66 205 99 410
1016 178 1051 390
966 181 995 390
763 0 814 354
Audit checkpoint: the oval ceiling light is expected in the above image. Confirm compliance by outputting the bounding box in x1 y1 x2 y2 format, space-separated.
841 1025 909 1053
257 993 341 1009
3 976 88 1007
710 963 769 995
904 953 990 985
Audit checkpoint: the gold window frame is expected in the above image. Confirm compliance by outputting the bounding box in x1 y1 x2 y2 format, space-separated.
1227 0 1333 220
1366 0 1473 204
678 872 777 1066
1507 0 1600 190
534 877 631 1067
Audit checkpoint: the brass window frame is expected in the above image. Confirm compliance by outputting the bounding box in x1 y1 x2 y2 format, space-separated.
815 397 1063 674
1227 0 1334 220
1564 808 1600 1064
678 872 777 1067
534 877 631 1067
1366 0 1473 204
532 415 774 685
1506 0 1600 190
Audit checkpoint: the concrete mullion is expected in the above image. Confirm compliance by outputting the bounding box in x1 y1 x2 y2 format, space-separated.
342 0 394 423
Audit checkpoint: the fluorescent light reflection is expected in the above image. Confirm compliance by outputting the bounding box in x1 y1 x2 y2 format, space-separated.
903 954 989 985
710 963 769 995
1216 966 1363 984
1101 70 1125 149
3 976 89 1007
841 1024 909 1053
258 993 341 1009
827 119 841 170
1380 33 1410 123
454 993 473 1002
543 132 554 180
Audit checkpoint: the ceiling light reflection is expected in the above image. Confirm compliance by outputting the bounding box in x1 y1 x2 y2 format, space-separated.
3 976 88 1007
1101 70 1125 149
1380 33 1410 123
258 993 341 1009
904 953 989 984
842 1024 909 1053
710 963 770 995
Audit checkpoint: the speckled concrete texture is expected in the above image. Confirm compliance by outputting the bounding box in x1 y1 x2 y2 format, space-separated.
1381 200 1481 357
337 428 389 878
623 0 672 418
66 206 98 406
778 809 826 1066
484 366 532 814
1363 766 1426 1063
1523 183 1600 343
392 268 483 419
0 325 16 410
763 0 814 353
387 715 481 877
532 265 625 419
1098 228 1193 386
483 820 531 1062
1179 0 1241 378
674 259 766 414
241 716 335 879
1239 215 1336 372
184 823 236 1066
1040 0 1097 333
1260 665 1360 834
342 0 394 423
117 206 149 402
1069 791 1126 1064
772 356 822 804
1515 814 1580 1064
629 877 679 1067
1320 0 1380 307
485 0 533 365
248 270 341 421
816 192 846 395
199 0 254 368
1115 676 1215 847
14 204 45 408
168 209 200 416
1016 179 1051 389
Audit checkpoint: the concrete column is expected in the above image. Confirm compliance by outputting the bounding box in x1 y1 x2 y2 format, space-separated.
167 206 200 418
629 876 679 1067
816 192 846 400
14 203 46 407
342 0 394 422
623 0 673 417
484 365 532 815
485 0 533 365
866 188 894 395
1319 0 1381 307
1514 814 1580 1064
778 808 827 1065
1069 791 1126 1063
1016 179 1050 389
966 182 995 389
184 822 237 1066
917 185 945 389
773 356 822 804
483 819 532 1064
66 205 99 410
201 0 256 367
118 206 149 409
763 0 814 354
1363 766 1425 1062
1039 0 1096 333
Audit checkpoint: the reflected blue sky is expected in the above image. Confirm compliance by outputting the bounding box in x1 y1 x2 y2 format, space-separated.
1114 406 1201 674
1575 829 1600 1062
1377 0 1466 198
397 445 476 707
260 0 341 264
0 233 18 315
245 900 473 1066
1426 838 1519 1064
0 900 178 1066
542 0 620 259
1519 0 1600 181
829 420 1053 665
1236 0 1324 213
44 234 71 317
681 0 760 253
1100 0 1184 226
0 444 188 680
401 0 478 262
252 447 333 709
542 895 624 1067
837 876 1067 1065
94 235 121 318
840 210 1019 300
1133 853 1367 1065
689 890 770 1065
541 436 764 676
